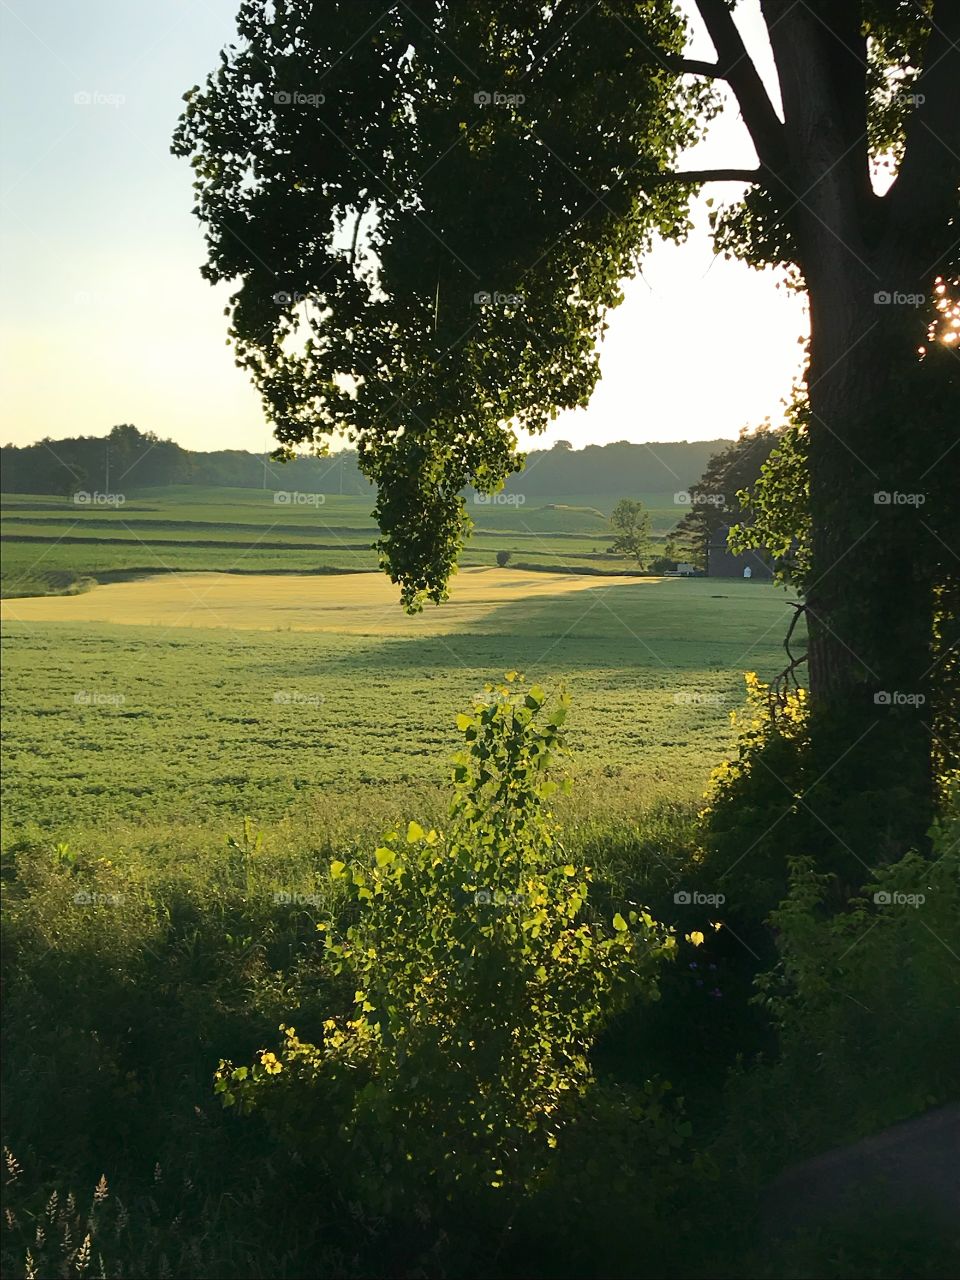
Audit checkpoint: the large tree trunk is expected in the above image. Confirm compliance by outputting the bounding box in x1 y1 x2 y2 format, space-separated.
804 262 940 860
759 0 959 861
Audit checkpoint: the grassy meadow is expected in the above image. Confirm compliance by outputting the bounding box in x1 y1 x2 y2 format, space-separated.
0 486 685 598
2 482 772 852
1 566 794 845
5 486 955 1280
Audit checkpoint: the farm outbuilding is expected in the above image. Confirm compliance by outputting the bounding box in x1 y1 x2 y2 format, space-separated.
707 525 774 579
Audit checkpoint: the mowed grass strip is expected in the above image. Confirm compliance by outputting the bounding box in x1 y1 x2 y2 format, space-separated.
0 567 653 632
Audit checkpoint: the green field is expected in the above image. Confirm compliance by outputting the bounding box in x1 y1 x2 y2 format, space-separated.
1 484 792 850
2 571 797 851
0 486 684 597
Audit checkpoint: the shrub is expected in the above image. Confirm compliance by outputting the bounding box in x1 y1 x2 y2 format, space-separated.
699 670 953 921
661 817 960 1276
216 676 675 1208
697 672 810 920
702 810 960 1195
752 825 960 1145
495 549 511 567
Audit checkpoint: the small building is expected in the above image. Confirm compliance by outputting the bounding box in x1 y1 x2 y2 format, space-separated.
675 562 696 577
707 525 773 579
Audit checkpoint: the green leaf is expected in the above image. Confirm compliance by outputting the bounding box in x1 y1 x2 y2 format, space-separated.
406 820 425 843
330 859 346 879
612 912 628 932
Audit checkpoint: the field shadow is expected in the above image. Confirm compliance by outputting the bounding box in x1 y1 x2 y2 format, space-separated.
346 579 802 681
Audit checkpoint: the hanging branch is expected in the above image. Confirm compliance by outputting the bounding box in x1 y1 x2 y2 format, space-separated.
769 600 808 709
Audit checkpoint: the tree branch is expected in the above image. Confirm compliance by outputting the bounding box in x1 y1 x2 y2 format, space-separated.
664 56 724 79
694 0 785 175
522 0 585 78
886 0 960 267
770 601 809 707
641 168 762 184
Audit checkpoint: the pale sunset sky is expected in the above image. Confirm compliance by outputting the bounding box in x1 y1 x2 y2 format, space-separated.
0 0 808 453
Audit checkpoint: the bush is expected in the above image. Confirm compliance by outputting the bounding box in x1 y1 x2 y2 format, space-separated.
216 676 675 1209
751 825 960 1148
697 671 811 920
679 820 960 1278
698 671 953 923
699 807 959 1182
496 549 512 567
1 824 336 1193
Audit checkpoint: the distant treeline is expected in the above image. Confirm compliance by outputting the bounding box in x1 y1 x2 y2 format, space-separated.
1 425 731 497
0 426 375 497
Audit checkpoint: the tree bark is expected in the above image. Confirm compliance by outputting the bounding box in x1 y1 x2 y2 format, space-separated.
755 0 959 858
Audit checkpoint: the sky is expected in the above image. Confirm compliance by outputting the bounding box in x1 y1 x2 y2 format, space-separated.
0 0 808 454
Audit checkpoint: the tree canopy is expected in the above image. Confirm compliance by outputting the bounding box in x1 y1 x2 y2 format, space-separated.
173 0 723 607
671 424 782 568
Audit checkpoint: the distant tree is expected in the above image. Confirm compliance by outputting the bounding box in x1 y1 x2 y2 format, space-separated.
496 550 512 568
552 440 574 451
609 499 652 568
671 426 781 568
104 424 191 490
